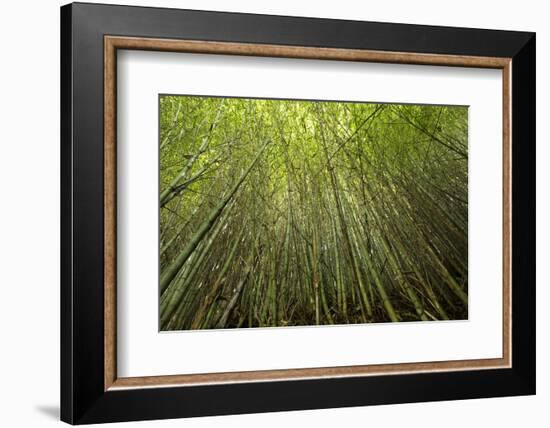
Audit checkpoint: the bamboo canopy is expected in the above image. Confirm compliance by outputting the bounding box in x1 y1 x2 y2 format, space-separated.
159 96 468 330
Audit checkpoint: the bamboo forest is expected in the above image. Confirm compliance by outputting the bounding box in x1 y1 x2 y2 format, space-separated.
159 95 468 331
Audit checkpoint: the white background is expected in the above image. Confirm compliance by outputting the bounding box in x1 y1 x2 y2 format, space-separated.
118 51 503 377
0 0 547 427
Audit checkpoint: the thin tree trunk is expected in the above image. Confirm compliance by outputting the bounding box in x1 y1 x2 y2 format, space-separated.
159 139 270 294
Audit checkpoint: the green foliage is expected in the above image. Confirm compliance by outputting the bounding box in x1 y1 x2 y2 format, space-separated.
159 95 468 330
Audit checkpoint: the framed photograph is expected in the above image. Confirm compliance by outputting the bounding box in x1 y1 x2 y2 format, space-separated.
60 2 535 424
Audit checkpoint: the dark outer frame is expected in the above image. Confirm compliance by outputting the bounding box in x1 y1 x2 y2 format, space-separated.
61 2 536 424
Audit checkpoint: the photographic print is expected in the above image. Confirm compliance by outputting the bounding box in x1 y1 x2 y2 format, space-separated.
159 95 468 331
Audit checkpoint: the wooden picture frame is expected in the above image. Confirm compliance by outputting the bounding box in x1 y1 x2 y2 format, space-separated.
61 2 535 424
